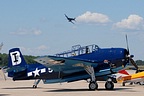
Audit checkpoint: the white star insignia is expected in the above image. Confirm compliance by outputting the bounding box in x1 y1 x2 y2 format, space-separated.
33 68 40 77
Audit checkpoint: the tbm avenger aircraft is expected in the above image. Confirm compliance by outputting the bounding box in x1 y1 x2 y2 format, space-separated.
64 14 75 24
7 44 138 91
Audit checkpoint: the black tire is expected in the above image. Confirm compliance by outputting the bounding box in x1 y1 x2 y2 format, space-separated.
89 82 98 90
138 81 144 85
105 81 114 90
33 85 37 88
122 82 125 86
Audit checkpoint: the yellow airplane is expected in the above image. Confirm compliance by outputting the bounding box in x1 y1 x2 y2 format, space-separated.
117 70 144 86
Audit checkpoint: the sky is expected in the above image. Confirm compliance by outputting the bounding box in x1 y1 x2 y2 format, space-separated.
0 0 144 60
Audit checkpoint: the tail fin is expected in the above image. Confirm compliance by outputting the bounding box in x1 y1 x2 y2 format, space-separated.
8 48 27 67
8 48 27 77
117 70 130 83
118 70 129 75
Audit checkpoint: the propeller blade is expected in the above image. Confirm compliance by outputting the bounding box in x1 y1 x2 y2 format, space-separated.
125 35 139 71
125 34 129 54
129 58 138 70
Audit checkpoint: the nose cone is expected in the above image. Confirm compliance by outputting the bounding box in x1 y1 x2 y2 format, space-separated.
130 55 134 58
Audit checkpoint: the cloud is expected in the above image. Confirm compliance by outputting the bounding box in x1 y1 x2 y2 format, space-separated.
33 29 42 35
76 11 110 24
36 45 48 50
10 28 42 35
19 45 48 56
113 14 144 31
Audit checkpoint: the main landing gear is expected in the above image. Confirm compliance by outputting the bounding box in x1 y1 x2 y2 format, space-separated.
33 79 41 88
105 81 114 90
85 65 114 91
84 66 98 90
89 81 98 90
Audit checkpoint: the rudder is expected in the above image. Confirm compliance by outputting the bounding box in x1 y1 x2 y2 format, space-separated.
8 48 27 77
8 48 27 67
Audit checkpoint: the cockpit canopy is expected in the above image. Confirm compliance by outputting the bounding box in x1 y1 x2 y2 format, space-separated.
55 44 100 57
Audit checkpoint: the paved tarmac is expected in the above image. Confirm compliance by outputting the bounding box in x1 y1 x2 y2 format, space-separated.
0 79 144 96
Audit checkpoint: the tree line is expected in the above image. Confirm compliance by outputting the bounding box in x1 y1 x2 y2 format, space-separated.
0 53 38 67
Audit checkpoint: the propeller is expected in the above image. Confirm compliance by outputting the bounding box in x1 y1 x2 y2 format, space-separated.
125 34 139 71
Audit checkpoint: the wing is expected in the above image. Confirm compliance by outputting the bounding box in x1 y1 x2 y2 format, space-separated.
64 14 69 19
34 56 98 72
70 21 75 24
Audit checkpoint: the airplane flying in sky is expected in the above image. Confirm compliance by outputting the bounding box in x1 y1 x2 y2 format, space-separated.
7 44 137 90
64 14 75 24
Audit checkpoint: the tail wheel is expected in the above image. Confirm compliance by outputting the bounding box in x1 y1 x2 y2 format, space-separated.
89 81 98 90
105 81 114 90
33 85 37 88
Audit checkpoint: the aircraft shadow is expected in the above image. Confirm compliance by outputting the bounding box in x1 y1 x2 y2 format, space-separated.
0 94 9 96
45 88 89 92
45 87 133 92
2 87 58 90
2 87 135 92
2 87 40 89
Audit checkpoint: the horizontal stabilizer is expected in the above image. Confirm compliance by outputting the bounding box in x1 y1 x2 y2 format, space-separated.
7 66 26 73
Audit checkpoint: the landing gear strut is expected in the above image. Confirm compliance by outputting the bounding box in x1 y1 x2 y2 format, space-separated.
84 66 98 90
33 79 41 88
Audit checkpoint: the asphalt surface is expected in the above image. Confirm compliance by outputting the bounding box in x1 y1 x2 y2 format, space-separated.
0 79 144 96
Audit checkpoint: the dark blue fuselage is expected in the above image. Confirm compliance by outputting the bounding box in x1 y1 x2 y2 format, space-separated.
8 46 129 84
8 45 129 83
